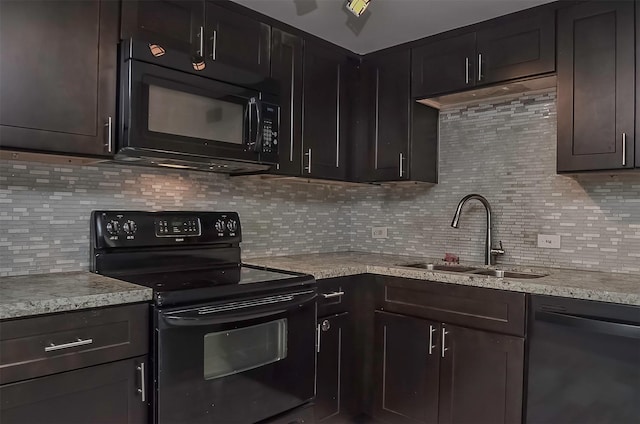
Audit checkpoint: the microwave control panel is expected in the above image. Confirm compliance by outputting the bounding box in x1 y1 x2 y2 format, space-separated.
260 103 279 154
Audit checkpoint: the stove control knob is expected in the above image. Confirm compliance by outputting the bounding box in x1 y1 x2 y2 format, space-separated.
105 220 119 235
214 220 225 233
123 220 137 235
227 219 238 232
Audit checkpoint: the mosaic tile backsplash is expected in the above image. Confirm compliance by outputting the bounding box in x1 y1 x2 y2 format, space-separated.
349 90 640 274
1 89 639 276
0 164 352 276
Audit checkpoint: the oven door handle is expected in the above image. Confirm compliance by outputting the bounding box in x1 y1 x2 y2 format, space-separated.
162 291 317 327
163 309 286 327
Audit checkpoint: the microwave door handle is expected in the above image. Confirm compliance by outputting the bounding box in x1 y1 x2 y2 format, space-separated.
254 99 262 152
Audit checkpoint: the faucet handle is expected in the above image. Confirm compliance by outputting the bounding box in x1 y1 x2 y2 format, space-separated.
491 241 505 256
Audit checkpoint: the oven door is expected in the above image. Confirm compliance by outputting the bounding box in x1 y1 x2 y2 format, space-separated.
155 289 317 424
121 59 264 163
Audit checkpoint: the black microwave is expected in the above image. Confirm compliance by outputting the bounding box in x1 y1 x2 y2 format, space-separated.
117 39 280 173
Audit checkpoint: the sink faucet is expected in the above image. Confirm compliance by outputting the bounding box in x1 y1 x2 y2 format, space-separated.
451 194 505 265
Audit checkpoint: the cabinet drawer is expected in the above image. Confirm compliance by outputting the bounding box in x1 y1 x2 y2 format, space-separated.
317 277 354 317
0 303 149 384
375 276 526 336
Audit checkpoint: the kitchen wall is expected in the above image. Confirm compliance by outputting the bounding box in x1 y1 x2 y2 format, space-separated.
349 90 640 274
0 163 352 276
2 90 639 276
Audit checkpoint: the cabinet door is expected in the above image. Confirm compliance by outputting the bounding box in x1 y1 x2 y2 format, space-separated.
636 0 639 169
557 1 636 172
205 1 270 76
364 50 411 182
476 9 555 85
372 311 440 424
121 0 204 55
0 0 118 156
0 356 148 424
302 42 350 180
438 324 524 424
316 313 353 422
271 28 304 176
411 33 476 98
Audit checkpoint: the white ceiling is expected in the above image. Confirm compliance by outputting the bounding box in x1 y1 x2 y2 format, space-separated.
231 0 555 54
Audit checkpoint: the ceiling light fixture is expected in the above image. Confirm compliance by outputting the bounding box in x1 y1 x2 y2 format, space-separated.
346 0 372 17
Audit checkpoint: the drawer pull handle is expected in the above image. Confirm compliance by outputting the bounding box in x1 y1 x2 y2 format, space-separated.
45 338 93 352
321 291 345 299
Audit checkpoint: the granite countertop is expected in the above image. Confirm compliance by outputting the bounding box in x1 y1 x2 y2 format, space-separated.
0 272 153 320
244 251 640 306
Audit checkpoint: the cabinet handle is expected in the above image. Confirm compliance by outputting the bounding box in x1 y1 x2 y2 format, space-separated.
197 26 204 57
304 148 312 174
45 338 93 352
428 325 436 355
104 117 113 153
622 133 627 166
478 53 483 81
336 65 341 167
289 56 295 162
316 323 321 353
465 57 470 84
399 153 405 178
137 362 146 403
374 68 380 169
321 291 345 299
441 327 449 358
211 29 217 60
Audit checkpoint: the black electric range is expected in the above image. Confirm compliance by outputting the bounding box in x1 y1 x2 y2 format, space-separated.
90 210 316 424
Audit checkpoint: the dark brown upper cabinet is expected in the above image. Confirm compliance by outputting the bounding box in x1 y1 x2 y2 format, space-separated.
362 50 412 182
302 41 353 180
205 1 270 76
438 324 524 424
361 49 439 183
372 311 440 424
121 0 204 55
411 8 555 99
557 1 636 172
121 1 270 77
412 33 477 99
0 0 118 157
637 0 640 169
271 28 304 176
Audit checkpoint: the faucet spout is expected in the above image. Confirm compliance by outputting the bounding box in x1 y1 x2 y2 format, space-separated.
451 194 503 265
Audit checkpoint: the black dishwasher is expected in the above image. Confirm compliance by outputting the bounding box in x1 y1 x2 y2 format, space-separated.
526 295 640 424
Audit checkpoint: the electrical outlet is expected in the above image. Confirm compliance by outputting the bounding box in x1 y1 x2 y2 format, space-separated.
538 234 561 249
372 227 388 239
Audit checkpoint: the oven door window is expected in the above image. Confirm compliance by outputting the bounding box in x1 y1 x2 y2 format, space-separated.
147 84 244 144
203 318 288 380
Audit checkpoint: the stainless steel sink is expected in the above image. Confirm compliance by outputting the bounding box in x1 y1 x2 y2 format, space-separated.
400 263 480 273
471 269 547 279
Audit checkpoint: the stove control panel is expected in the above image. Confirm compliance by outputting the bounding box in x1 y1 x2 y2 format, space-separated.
92 211 241 249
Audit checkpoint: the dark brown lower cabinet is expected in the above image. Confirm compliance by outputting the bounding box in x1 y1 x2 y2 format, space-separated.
438 324 524 424
316 312 354 422
372 311 440 424
0 356 148 424
372 313 524 424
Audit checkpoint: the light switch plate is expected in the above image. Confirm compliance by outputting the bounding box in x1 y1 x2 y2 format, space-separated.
372 227 388 239
538 234 561 249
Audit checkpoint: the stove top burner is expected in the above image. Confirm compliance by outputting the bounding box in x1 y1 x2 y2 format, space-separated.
107 265 312 306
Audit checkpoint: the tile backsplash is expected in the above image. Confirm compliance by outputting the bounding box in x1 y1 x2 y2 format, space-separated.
0 164 352 276
1 89 639 276
349 90 640 274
